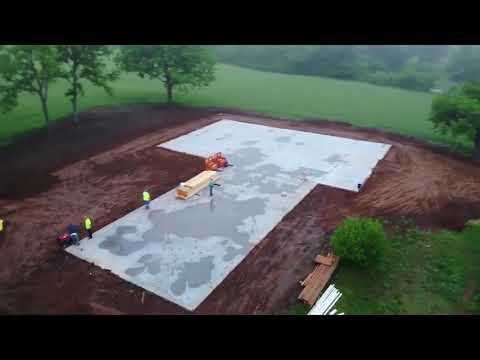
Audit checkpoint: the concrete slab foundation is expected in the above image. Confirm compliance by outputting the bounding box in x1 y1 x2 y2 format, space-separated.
67 119 391 311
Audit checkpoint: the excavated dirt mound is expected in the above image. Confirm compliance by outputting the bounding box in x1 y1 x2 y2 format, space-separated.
1 105 480 314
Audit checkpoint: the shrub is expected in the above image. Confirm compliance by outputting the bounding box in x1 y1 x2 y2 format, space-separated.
331 217 387 267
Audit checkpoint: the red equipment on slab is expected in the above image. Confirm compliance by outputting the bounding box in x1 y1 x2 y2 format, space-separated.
205 152 229 171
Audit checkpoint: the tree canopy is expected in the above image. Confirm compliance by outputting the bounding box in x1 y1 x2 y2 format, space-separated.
117 45 216 103
0 45 62 127
430 81 480 159
447 46 480 83
56 45 119 124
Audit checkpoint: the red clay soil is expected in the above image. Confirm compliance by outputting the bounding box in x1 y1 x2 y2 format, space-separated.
1 105 480 315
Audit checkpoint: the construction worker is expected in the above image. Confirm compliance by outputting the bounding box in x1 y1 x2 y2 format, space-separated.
69 223 80 246
84 216 93 239
0 218 5 241
209 178 215 197
143 190 151 210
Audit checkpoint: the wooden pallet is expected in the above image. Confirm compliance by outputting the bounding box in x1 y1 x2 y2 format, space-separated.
176 170 220 200
298 254 340 306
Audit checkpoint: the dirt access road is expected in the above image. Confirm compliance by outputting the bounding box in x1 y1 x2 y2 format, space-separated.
1 105 480 315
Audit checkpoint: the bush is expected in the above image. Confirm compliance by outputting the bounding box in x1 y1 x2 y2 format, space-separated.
331 217 387 267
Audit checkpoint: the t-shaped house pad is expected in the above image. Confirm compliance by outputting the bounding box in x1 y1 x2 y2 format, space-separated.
66 120 391 311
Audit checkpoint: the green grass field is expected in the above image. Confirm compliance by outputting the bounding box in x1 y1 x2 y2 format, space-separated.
1 63 460 147
289 221 480 315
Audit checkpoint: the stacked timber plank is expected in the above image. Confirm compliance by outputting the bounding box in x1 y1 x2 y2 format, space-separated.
298 253 340 306
176 170 220 200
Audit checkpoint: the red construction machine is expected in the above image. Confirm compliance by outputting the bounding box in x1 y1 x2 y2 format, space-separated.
205 152 230 171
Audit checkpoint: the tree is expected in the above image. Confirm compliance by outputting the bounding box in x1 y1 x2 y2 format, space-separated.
447 46 480 82
362 45 412 71
0 45 61 127
415 45 449 64
117 45 215 103
292 45 361 80
56 45 120 124
430 81 480 159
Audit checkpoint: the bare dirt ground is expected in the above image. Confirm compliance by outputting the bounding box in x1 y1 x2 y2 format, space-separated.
1 105 480 315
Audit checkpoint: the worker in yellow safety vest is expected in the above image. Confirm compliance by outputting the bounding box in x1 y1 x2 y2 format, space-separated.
84 216 93 239
0 218 5 240
143 190 151 210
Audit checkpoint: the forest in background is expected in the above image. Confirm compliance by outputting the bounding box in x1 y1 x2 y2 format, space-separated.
209 45 480 92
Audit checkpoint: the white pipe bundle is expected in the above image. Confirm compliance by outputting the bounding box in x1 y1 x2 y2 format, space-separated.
307 284 344 315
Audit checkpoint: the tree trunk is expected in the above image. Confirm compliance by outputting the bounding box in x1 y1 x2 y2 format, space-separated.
474 132 480 160
166 83 173 104
71 64 80 124
40 83 50 131
72 91 79 125
40 96 50 129
164 67 173 104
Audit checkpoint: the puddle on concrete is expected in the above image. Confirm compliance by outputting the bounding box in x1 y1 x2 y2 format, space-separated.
256 179 298 195
289 167 329 180
215 133 232 141
227 149 302 195
146 259 163 275
99 226 146 256
324 154 348 165
228 147 267 167
224 235 251 262
171 256 215 295
126 266 146 277
144 195 267 246
275 136 291 143
138 254 153 263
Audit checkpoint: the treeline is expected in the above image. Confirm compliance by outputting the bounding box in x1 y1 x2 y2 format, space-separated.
209 45 480 92
0 45 215 129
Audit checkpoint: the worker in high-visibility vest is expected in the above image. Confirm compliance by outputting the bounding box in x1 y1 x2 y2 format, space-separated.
143 190 151 210
84 216 93 239
0 218 5 240
209 178 215 197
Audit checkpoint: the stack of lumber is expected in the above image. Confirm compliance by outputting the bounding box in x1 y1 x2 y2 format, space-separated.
298 253 340 306
467 219 480 226
176 170 220 200
308 284 344 315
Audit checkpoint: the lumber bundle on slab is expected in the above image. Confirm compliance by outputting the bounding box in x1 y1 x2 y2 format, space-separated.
176 170 220 200
298 254 339 306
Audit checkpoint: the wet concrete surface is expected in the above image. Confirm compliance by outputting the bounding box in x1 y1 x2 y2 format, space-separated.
66 119 390 311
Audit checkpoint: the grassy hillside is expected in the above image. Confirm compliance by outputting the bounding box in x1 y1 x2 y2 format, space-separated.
0 63 455 147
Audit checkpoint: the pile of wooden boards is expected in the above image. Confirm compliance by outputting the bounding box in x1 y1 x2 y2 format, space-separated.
176 170 220 200
298 253 340 306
